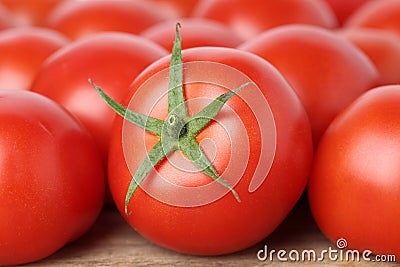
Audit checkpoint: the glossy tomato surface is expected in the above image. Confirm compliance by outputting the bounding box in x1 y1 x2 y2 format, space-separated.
239 25 380 145
149 0 199 18
30 32 167 165
192 0 337 39
141 18 243 50
0 90 105 266
309 85 400 260
0 27 69 90
44 0 165 40
108 47 313 255
338 28 400 85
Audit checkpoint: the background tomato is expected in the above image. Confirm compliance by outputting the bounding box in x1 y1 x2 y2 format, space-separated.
322 0 374 25
108 47 313 255
308 85 400 260
338 28 400 85
140 18 243 50
44 0 165 40
148 0 199 18
0 0 63 26
0 27 69 91
0 2 14 29
0 90 105 266
345 0 400 36
30 33 167 165
239 25 380 145
192 0 337 39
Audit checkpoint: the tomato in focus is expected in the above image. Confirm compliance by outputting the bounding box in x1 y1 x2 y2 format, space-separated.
108 47 313 255
0 90 105 266
308 85 400 260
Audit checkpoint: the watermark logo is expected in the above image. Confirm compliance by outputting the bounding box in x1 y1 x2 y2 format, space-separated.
121 61 277 207
257 238 396 263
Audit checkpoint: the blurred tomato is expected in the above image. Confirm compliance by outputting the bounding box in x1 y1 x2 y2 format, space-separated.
0 0 63 26
0 27 69 90
192 0 337 39
345 0 400 36
338 28 400 85
141 19 243 50
30 33 167 165
149 0 199 18
0 2 14 29
323 0 374 25
44 0 165 40
239 25 380 145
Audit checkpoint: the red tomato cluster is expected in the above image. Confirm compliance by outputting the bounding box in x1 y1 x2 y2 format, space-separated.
0 0 399 265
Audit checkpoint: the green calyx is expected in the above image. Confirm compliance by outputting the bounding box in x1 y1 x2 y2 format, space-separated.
89 23 254 215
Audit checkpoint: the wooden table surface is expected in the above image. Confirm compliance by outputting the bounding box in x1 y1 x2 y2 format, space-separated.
26 196 397 267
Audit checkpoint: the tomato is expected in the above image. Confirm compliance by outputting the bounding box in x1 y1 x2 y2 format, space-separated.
0 2 14 29
149 0 199 18
0 90 105 266
239 25 380 145
107 46 313 255
308 85 400 260
44 0 165 40
192 0 337 39
338 28 400 85
30 32 167 165
345 0 400 36
0 27 69 91
322 0 373 25
0 0 63 26
140 18 243 50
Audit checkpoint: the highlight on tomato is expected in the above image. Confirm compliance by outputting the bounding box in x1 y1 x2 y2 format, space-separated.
309 85 400 261
239 24 380 145
0 90 105 266
0 26 69 91
91 24 313 255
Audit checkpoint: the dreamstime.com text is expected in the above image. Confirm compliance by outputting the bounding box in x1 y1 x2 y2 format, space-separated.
257 238 396 263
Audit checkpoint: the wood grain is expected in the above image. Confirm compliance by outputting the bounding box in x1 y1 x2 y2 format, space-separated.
26 197 397 266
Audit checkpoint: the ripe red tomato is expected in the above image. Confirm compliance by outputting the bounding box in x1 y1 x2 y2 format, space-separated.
345 0 400 36
0 2 15 29
140 18 243 50
44 0 165 40
30 33 167 164
308 85 400 260
0 0 63 26
0 90 105 266
192 0 337 39
149 0 199 18
239 25 380 145
338 28 400 85
108 47 313 255
0 27 69 91
322 0 373 25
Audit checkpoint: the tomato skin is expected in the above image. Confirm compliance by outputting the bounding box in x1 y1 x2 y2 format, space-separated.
322 0 373 25
0 0 64 26
30 32 167 165
239 25 380 145
148 0 199 18
108 47 313 255
141 18 243 50
0 27 69 91
44 0 165 40
192 0 337 39
345 0 400 36
308 85 400 260
338 28 400 85
0 90 105 266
